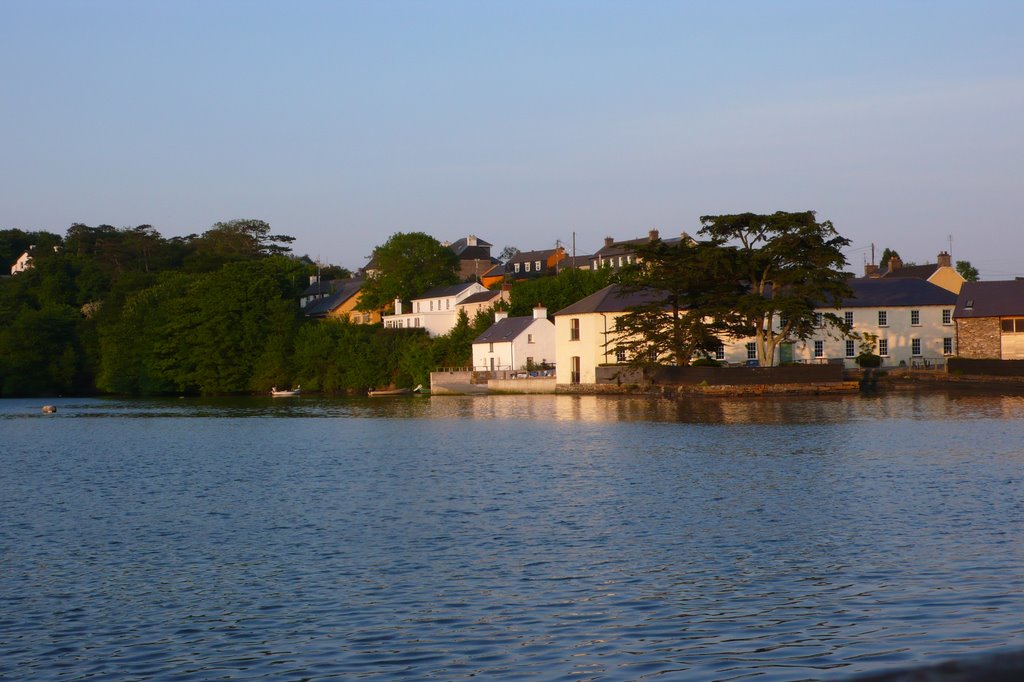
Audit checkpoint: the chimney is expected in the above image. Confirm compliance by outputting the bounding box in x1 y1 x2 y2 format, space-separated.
467 235 477 246
309 274 319 285
888 254 902 272
648 229 659 241
604 236 615 248
937 251 951 267
495 311 508 322
533 306 547 320
394 297 403 315
864 263 880 277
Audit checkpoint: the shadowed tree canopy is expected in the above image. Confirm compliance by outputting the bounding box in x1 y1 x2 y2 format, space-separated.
356 232 460 311
186 219 295 271
609 239 750 367
698 211 852 366
956 260 979 282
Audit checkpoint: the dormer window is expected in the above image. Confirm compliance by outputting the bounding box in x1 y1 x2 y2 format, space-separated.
524 261 531 272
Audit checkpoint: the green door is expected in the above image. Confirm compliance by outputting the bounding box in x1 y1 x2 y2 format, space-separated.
779 342 794 364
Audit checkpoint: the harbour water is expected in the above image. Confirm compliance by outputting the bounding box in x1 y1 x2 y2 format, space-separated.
1 392 1022 680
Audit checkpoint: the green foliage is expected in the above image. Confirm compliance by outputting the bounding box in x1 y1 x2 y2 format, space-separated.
955 260 979 282
0 304 86 396
96 257 306 395
357 232 460 312
291 320 433 393
184 219 295 272
880 247 900 268
609 239 748 367
508 268 612 317
698 211 852 366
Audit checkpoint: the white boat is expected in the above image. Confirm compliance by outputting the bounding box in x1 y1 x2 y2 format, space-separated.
368 384 422 397
270 385 301 397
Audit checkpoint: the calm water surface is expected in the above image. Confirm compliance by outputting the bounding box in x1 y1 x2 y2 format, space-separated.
1 392 1022 680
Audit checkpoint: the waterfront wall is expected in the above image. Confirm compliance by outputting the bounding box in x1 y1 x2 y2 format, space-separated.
488 377 557 394
947 357 1024 377
594 364 844 386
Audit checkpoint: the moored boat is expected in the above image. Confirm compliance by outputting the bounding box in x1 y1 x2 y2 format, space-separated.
270 385 301 397
368 384 422 397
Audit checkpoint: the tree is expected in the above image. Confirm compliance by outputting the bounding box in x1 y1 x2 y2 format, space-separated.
608 239 749 366
498 245 520 263
698 211 853 366
880 247 900 268
356 232 459 312
507 267 613 317
956 260 979 282
185 219 295 271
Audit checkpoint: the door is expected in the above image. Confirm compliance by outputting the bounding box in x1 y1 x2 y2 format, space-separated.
779 342 794 364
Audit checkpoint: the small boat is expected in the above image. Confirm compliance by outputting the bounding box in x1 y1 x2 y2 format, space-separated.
368 384 422 397
270 385 301 397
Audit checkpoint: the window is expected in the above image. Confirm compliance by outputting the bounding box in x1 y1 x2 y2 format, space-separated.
746 342 757 360
845 340 855 357
814 312 823 327
429 301 434 311
524 261 531 272
570 318 580 341
878 338 889 356
715 344 725 361
1001 318 1024 333
446 300 450 309
489 342 493 352
911 310 920 326
844 311 854 327
527 334 534 344
514 263 520 273
878 310 888 326
648 349 659 362
570 356 581 384
912 338 921 356
615 348 626 362
942 309 951 325
535 260 541 271
814 340 824 358
943 337 953 355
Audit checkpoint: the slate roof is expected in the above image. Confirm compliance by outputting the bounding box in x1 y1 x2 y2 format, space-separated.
554 285 666 316
448 236 493 261
458 290 501 306
417 282 479 299
880 263 941 280
301 280 335 297
304 279 366 316
954 280 1024 318
839 278 958 308
473 316 538 344
508 248 557 264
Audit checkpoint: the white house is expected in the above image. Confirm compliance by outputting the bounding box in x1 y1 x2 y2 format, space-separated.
473 307 556 373
10 250 33 275
554 279 960 386
715 278 959 369
382 281 488 337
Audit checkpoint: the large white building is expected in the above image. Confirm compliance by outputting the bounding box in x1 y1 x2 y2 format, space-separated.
382 281 489 337
553 279 960 385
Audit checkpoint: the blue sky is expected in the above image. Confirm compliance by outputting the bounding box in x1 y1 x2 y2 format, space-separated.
2 1 1022 277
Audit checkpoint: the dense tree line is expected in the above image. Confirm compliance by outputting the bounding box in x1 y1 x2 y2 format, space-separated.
2 222 588 397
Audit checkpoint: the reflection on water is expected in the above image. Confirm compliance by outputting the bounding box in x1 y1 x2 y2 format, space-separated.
1 391 1023 681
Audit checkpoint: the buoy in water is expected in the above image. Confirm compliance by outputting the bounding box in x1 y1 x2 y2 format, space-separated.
41 405 57 414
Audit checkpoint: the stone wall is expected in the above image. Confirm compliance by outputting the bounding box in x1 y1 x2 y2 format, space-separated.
956 317 1001 359
488 378 556 394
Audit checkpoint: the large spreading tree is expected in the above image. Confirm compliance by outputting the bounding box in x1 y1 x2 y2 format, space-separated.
609 238 749 366
356 232 460 312
698 211 852 366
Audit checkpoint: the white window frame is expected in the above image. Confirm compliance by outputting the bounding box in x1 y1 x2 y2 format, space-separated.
524 261 531 272
878 310 888 327
845 340 855 357
814 340 824 358
912 338 921 356
844 311 854 328
942 309 952 325
943 337 953 355
746 342 757 360
878 338 889 356
911 310 921 326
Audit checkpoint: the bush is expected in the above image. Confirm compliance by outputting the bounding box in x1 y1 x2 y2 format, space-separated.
691 357 722 367
856 353 882 368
